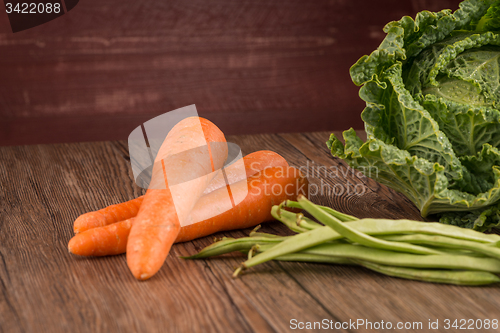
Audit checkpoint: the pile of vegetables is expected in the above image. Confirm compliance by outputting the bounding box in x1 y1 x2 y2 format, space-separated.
329 0 500 231
187 196 500 285
70 0 500 284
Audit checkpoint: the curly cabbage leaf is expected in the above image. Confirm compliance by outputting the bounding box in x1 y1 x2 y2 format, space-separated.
329 0 500 231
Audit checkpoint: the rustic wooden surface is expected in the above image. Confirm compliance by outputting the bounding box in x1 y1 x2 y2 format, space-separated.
1 131 499 333
0 0 462 146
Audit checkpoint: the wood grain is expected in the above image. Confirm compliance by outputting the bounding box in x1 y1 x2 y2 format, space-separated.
0 0 462 146
1 131 499 333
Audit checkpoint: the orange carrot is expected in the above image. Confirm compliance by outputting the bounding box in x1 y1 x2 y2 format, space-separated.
68 166 308 256
73 197 143 234
126 117 228 280
202 150 288 194
69 218 134 256
178 166 308 241
73 150 288 234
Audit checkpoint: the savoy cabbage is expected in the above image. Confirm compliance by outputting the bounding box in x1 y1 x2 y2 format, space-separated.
328 0 500 231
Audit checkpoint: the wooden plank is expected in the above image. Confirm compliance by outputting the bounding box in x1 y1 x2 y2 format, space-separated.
1 131 499 333
0 135 343 332
0 0 462 145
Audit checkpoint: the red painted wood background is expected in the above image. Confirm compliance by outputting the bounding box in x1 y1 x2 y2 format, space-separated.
0 0 461 146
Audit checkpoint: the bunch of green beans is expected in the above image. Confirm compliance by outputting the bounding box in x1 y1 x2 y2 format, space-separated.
184 196 500 285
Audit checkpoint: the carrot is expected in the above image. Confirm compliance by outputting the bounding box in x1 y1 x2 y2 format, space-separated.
202 150 288 194
178 166 307 241
73 197 143 234
69 218 134 256
126 117 228 280
73 150 288 234
68 166 308 256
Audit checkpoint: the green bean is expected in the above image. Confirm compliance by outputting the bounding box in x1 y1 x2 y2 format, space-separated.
284 200 357 222
373 219 499 242
379 234 500 260
271 206 308 233
297 196 443 255
354 260 500 286
295 213 323 230
490 241 500 248
246 243 500 284
182 236 285 259
424 247 485 257
245 243 500 284
247 245 259 260
241 219 500 269
243 227 336 268
299 243 500 273
275 208 322 231
252 242 500 272
283 200 500 243
248 225 284 239
273 253 354 265
249 231 284 238
255 239 347 253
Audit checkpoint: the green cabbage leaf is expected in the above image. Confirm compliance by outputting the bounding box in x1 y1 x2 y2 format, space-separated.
329 0 500 231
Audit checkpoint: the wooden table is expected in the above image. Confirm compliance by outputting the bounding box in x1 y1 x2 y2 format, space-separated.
1 131 499 332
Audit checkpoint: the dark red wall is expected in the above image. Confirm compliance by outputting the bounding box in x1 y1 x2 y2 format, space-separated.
0 0 461 146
